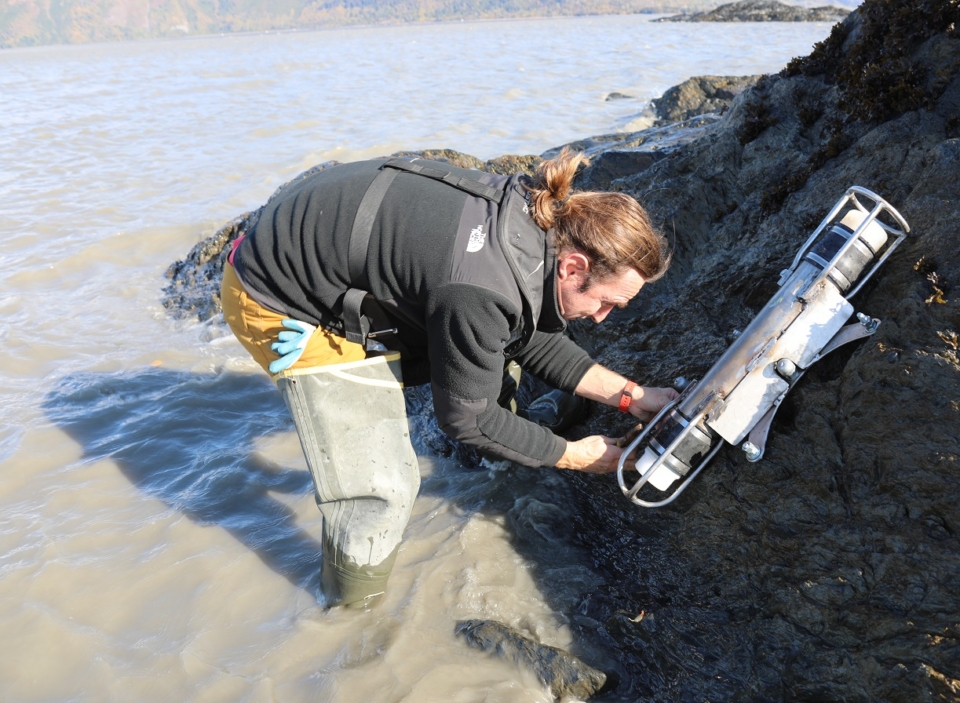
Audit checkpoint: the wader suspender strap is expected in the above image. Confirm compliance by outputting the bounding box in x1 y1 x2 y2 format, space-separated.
343 159 505 345
343 166 401 344
381 158 505 202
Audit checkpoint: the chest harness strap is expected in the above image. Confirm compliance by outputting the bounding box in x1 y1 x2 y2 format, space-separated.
342 158 505 346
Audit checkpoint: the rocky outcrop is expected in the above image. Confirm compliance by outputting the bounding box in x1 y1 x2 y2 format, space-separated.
543 76 761 190
166 0 960 699
655 0 850 22
651 75 762 124
456 619 608 700
562 1 960 700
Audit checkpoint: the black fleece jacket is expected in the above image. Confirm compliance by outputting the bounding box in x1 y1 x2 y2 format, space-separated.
234 158 596 467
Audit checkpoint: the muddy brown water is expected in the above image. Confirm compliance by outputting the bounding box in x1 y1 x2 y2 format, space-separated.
0 18 838 700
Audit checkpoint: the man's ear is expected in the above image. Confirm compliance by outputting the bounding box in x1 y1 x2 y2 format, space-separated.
557 251 591 281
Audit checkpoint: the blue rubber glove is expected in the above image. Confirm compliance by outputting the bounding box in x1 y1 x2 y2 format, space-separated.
269 318 317 374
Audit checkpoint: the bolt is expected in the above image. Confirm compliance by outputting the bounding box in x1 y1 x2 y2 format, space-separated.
742 441 762 461
775 358 797 379
857 312 879 332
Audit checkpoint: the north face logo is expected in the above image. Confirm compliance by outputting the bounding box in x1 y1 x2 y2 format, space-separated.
466 224 486 253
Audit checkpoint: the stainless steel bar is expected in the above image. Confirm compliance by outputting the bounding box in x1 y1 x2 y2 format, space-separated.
783 187 909 287
785 190 855 276
846 231 907 299
615 393 684 493
811 319 879 364
798 189 909 300
848 186 910 233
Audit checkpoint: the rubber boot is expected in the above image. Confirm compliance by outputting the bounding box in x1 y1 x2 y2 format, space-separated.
276 352 420 608
500 359 585 433
321 543 397 610
498 360 523 413
520 329 587 433
523 388 587 434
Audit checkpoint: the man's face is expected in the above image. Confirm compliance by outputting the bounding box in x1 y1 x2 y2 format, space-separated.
556 252 645 323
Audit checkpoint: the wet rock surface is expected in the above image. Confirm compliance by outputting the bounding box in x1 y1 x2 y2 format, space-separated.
562 2 960 699
551 76 760 190
651 75 762 125
655 0 850 23
166 1 960 699
456 619 609 700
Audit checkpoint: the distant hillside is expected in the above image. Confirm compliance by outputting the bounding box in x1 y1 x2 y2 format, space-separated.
0 0 852 49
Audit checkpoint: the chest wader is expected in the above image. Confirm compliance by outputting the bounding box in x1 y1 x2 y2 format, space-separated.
276 159 508 608
275 354 418 608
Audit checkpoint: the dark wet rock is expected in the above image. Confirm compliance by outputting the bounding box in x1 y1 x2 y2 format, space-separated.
166 2 960 699
560 1 960 700
542 117 722 190
483 153 542 177
655 0 850 23
163 212 253 323
604 92 634 101
651 75 763 125
575 149 666 191
455 619 608 700
389 148 483 170
563 76 760 189
389 148 542 176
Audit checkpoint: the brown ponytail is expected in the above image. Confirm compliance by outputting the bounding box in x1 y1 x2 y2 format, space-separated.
526 147 671 282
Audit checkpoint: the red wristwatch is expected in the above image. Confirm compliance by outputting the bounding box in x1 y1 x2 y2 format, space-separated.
619 381 636 413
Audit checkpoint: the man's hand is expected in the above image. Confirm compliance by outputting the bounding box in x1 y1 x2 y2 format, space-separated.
555 435 624 474
269 318 317 374
573 365 679 420
625 385 679 421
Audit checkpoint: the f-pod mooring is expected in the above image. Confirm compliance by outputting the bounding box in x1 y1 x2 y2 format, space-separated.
617 186 911 508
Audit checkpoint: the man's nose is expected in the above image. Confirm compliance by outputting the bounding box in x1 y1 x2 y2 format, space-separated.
592 306 613 323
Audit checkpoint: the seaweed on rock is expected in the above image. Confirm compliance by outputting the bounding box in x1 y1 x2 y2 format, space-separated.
784 0 960 123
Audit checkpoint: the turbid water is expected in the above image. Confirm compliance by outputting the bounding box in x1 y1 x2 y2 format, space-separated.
0 15 839 701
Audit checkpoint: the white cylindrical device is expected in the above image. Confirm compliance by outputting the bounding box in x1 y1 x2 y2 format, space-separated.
617 186 910 507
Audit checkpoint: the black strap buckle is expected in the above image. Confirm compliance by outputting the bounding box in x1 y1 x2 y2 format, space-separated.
342 288 371 345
